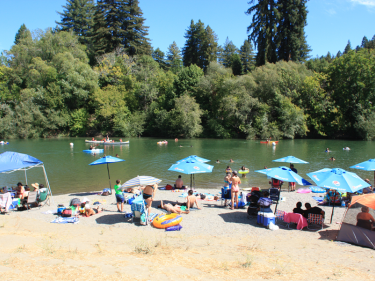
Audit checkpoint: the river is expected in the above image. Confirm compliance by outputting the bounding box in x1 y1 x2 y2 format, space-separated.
0 138 373 195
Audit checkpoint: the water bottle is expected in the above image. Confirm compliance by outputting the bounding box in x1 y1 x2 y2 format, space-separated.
165 224 183 231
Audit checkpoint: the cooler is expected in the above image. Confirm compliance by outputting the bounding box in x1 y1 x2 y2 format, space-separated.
257 212 264 224
262 213 275 227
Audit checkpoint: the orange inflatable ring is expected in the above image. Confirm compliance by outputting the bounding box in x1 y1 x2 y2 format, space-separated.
153 213 182 229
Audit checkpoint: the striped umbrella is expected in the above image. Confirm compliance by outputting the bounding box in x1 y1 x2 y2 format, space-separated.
121 176 162 188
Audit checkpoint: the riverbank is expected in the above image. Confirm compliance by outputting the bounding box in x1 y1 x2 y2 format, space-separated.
0 188 374 280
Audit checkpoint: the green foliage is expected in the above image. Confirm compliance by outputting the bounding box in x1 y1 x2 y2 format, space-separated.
219 37 238 68
14 24 32 45
231 54 243 76
174 64 204 97
240 40 255 73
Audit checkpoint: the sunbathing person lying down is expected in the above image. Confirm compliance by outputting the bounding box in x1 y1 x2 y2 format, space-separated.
84 203 104 217
158 200 189 214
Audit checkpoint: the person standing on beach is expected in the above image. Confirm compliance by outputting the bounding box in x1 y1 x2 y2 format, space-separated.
114 180 125 213
289 164 297 192
230 171 241 210
143 183 158 217
223 172 232 207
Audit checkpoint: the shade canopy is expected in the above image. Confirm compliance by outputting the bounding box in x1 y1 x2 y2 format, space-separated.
0 151 43 173
177 155 210 163
306 168 370 193
168 157 213 175
350 194 375 210
272 156 308 164
350 159 375 171
254 166 312 185
121 176 162 188
89 156 125 165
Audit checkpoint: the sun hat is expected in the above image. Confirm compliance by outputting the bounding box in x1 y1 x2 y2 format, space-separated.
31 183 39 190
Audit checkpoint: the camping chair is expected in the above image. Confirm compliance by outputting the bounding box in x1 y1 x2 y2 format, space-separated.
25 191 38 210
269 178 283 190
37 191 50 208
269 188 280 213
275 210 288 227
220 188 231 206
131 195 148 225
307 214 324 230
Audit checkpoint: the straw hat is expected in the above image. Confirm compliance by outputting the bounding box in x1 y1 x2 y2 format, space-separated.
31 183 39 190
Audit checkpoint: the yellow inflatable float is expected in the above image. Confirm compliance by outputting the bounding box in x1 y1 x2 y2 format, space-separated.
153 213 182 229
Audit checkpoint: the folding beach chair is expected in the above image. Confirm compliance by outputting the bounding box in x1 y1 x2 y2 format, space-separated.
220 188 231 206
269 188 280 213
37 191 50 208
275 210 288 227
25 191 38 210
131 195 148 225
307 214 324 231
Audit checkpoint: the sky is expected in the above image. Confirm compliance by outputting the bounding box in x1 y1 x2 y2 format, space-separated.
0 0 374 59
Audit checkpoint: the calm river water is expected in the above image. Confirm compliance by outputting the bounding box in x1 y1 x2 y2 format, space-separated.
0 138 373 195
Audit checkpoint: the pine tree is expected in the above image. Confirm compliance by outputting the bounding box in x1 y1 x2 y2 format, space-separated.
152 48 167 70
182 20 206 68
122 0 152 56
14 24 31 45
246 0 278 66
361 36 369 48
344 40 352 54
276 0 310 62
91 2 109 57
231 54 243 75
239 40 255 73
166 41 182 63
201 25 219 70
336 50 342 58
56 0 95 45
219 37 238 68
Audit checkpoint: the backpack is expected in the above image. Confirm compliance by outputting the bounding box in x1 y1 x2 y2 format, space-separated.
165 184 173 190
69 198 81 207
61 209 72 217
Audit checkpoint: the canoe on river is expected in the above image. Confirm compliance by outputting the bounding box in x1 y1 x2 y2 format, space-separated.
103 141 129 145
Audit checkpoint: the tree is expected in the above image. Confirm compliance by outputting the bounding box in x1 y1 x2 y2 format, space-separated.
152 48 167 70
336 50 342 58
231 54 243 75
182 20 206 68
246 0 278 66
239 40 255 73
14 24 31 45
276 0 309 62
344 40 352 54
91 2 110 59
174 64 204 97
361 36 369 49
201 25 219 70
219 37 238 68
56 0 95 45
166 41 183 72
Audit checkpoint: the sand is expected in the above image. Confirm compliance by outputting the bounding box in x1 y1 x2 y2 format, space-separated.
0 187 374 281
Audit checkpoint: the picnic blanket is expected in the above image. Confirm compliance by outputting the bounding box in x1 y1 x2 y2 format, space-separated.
51 217 79 224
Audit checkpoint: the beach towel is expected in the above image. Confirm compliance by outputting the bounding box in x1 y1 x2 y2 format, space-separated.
312 196 324 203
50 217 79 224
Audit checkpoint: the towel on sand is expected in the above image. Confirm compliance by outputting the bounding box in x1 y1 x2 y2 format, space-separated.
51 217 79 224
312 196 324 203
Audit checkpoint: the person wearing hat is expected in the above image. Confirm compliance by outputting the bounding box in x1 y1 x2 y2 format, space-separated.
230 171 241 210
31 183 39 191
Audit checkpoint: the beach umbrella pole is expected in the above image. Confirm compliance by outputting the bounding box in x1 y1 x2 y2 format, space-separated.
107 163 112 194
330 203 335 224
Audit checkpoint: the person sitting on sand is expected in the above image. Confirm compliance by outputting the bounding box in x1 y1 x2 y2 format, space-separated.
15 182 25 199
293 202 304 215
84 203 104 216
303 203 325 218
174 175 185 189
158 200 189 214
364 179 373 193
175 190 201 210
239 166 249 178
356 206 375 230
257 191 273 213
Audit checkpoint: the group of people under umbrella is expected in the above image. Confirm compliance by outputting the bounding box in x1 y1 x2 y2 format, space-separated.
88 154 374 224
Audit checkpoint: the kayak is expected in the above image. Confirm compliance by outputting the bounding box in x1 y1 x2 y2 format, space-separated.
83 149 104 153
85 140 105 143
260 141 279 144
103 141 129 145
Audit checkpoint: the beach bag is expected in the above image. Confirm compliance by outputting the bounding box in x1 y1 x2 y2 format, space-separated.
258 197 272 207
69 198 81 207
165 184 173 190
102 191 109 196
61 209 72 217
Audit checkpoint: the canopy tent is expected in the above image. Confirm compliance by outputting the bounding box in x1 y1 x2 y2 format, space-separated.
337 194 375 249
0 151 53 202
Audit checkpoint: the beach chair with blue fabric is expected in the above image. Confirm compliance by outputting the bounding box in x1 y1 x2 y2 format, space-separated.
131 195 148 225
220 187 231 206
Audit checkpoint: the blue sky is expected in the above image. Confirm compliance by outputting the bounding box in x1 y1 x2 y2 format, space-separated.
0 0 374 59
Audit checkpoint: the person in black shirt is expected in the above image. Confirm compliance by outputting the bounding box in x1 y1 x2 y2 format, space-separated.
303 203 325 218
293 202 304 215
290 164 298 192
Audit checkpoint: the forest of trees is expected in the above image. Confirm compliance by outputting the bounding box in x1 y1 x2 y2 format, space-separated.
1 0 375 140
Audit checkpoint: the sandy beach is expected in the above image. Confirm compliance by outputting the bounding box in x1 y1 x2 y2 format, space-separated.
0 187 374 280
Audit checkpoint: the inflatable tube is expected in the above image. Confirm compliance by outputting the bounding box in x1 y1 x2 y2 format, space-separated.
296 188 311 194
153 213 182 229
309 186 325 193
157 141 168 144
238 170 249 174
83 149 104 153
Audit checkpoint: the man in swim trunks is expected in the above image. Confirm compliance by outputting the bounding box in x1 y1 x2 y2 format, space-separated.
159 200 189 214
230 171 241 210
175 190 201 210
175 175 185 189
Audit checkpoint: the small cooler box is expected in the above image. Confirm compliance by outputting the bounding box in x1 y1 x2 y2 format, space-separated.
257 212 275 227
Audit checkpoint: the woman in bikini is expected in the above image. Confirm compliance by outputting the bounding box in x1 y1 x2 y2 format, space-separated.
143 183 158 217
225 166 232 173
230 171 241 210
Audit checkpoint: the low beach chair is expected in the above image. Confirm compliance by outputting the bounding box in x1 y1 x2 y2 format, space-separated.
25 191 38 210
307 214 324 230
37 191 49 208
275 210 288 227
220 188 231 206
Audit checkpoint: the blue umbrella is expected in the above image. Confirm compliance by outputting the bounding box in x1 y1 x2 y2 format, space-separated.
350 159 375 185
168 156 214 187
307 168 371 223
89 156 125 193
121 176 162 188
177 155 210 163
272 156 309 165
254 166 312 186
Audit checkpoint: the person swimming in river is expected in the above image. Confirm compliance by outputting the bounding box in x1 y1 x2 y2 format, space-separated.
229 159 234 163
325 148 330 152
329 157 335 161
216 160 220 163
239 166 249 178
226 166 232 173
